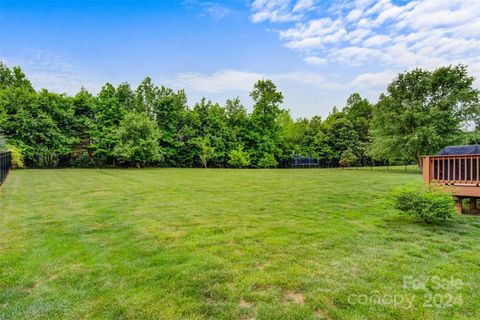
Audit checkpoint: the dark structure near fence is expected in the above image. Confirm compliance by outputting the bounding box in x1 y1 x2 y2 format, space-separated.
422 145 480 214
0 151 12 186
291 155 398 169
292 155 319 167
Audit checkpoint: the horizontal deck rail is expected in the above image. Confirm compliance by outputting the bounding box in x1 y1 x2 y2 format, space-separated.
423 155 480 186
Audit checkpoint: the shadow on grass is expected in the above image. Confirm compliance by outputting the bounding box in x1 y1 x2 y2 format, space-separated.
346 166 422 175
381 213 480 236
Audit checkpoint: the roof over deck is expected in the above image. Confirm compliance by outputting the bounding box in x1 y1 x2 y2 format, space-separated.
437 145 480 155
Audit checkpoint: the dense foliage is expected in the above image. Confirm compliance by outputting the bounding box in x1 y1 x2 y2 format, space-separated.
370 65 480 166
8 145 25 169
389 184 456 223
0 134 7 152
339 149 357 167
0 62 478 168
114 112 162 167
228 146 251 168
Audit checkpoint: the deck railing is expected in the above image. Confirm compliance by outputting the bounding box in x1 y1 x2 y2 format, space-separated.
423 155 480 186
0 151 12 186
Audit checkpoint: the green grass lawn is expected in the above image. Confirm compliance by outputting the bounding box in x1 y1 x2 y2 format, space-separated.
0 169 479 320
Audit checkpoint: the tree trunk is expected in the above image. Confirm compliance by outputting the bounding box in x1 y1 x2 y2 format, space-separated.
417 157 422 169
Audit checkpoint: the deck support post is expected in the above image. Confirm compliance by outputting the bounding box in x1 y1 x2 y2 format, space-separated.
454 197 463 214
470 198 479 215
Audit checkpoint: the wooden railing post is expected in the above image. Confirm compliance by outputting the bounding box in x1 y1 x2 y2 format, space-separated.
423 156 430 184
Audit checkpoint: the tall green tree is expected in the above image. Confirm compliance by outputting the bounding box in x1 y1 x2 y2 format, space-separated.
370 65 479 166
2 60 478 170
0 64 76 167
71 88 95 163
116 82 136 112
343 93 372 143
135 77 158 118
0 62 32 90
153 87 189 165
114 112 162 167
190 98 230 167
225 97 249 151
90 83 125 165
325 116 359 159
249 79 284 166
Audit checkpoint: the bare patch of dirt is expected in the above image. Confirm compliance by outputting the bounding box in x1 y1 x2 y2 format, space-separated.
239 299 252 308
314 309 330 319
284 291 304 305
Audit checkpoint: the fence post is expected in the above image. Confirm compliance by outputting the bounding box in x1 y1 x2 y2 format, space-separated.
0 151 12 186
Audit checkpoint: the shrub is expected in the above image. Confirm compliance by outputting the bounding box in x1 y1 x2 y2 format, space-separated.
388 184 456 223
339 148 357 167
193 136 215 168
228 146 251 168
8 145 25 169
71 153 94 168
257 153 278 168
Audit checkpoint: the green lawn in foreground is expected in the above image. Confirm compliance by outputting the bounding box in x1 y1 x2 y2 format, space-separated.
0 169 479 320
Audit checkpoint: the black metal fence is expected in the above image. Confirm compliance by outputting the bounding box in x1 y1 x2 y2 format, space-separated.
0 151 12 186
290 154 418 172
292 156 340 168
292 155 400 168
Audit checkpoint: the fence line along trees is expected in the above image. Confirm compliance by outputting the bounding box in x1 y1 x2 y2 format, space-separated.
0 61 478 168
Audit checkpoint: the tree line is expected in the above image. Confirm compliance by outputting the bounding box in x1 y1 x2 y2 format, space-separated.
0 62 478 168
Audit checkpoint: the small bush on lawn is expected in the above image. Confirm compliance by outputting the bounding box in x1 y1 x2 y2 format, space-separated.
228 146 251 168
8 145 25 169
339 148 357 167
257 153 278 168
388 184 456 223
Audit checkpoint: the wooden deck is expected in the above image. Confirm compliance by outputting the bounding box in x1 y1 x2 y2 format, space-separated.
422 155 480 213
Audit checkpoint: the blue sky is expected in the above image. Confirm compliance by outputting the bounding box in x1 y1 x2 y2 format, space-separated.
1 0 479 118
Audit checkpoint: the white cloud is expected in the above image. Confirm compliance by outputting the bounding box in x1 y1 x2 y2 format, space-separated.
173 69 331 93
346 9 362 22
328 47 392 66
1 51 104 94
250 0 317 23
293 0 315 13
182 1 231 20
171 68 360 117
175 70 264 93
304 56 327 65
349 70 396 91
363 35 390 47
274 71 325 85
252 0 480 74
203 3 230 20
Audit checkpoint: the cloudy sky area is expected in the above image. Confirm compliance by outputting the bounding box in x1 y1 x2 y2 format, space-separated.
1 0 479 118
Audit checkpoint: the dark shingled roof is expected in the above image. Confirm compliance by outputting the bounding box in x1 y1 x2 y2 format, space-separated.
437 145 480 155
